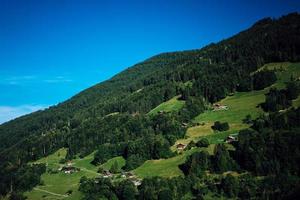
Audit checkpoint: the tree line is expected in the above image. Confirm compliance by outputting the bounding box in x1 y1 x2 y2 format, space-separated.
1 12 300 198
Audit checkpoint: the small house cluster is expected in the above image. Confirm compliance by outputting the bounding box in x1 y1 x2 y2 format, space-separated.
125 172 142 186
102 170 113 178
181 122 188 127
59 162 80 174
213 103 228 111
99 170 142 186
224 135 238 143
176 143 187 151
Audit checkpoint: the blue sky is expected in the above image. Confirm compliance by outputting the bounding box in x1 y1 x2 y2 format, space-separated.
0 0 300 124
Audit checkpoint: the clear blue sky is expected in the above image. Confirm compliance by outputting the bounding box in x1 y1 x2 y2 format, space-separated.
0 0 299 123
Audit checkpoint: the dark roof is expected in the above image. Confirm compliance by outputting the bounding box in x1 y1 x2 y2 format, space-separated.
176 143 186 148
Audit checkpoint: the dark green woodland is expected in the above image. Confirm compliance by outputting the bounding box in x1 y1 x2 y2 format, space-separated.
1 13 300 200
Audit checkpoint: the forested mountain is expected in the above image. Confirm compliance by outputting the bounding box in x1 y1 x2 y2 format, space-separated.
1 12 300 199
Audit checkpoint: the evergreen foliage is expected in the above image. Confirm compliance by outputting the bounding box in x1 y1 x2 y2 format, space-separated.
211 121 229 131
1 13 300 198
252 70 277 90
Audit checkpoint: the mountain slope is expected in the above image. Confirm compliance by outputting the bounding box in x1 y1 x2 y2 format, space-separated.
1 13 300 160
24 62 300 200
1 12 300 199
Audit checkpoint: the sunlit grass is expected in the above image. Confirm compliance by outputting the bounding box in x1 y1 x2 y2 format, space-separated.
148 95 185 115
26 149 125 200
134 147 202 178
25 62 300 199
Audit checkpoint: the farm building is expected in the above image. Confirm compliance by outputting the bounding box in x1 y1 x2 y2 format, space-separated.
60 165 80 174
125 172 142 186
225 135 237 143
213 103 228 111
125 172 136 178
102 170 113 178
121 172 126 178
181 122 188 127
130 177 142 186
176 143 187 150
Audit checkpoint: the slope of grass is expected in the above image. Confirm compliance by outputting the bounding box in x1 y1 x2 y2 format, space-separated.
252 62 291 74
188 62 300 144
172 89 264 148
25 62 300 198
26 149 99 200
148 95 185 115
134 144 217 178
293 96 300 108
145 62 300 178
32 148 67 163
252 62 300 89
142 87 261 177
25 171 88 200
195 90 265 124
26 150 126 200
134 147 203 178
101 156 126 171
73 153 98 172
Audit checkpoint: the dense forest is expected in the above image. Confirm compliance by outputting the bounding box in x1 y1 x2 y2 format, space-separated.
78 98 300 200
1 13 300 199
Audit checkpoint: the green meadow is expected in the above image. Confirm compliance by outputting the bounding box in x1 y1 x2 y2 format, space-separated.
25 149 125 200
139 62 300 179
187 62 300 144
148 95 185 115
134 145 215 178
25 62 300 199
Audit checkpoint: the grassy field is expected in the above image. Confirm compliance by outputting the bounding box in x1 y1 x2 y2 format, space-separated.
293 96 300 108
25 62 300 199
148 95 185 115
25 149 95 200
172 89 265 148
101 156 126 171
133 145 215 178
194 90 265 124
25 149 125 200
142 88 261 178
182 62 300 145
142 62 300 179
254 62 300 88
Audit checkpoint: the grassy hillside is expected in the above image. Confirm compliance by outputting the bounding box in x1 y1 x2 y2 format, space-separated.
178 62 300 146
26 149 95 200
101 156 126 171
25 149 125 200
24 62 299 199
171 89 265 148
2 14 300 200
3 13 300 162
148 95 185 115
255 62 300 88
133 145 216 178
137 62 300 179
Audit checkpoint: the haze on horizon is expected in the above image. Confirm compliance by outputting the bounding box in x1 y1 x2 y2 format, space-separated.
0 0 299 124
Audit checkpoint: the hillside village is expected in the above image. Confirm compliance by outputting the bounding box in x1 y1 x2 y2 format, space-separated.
1 11 299 200
56 158 143 186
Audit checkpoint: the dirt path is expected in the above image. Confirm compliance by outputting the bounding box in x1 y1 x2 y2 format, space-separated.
34 187 68 198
